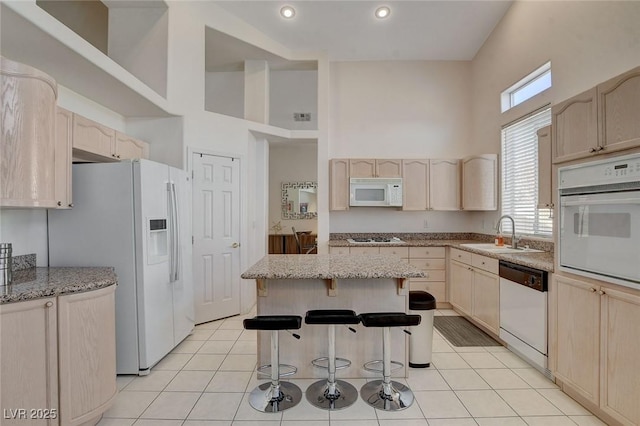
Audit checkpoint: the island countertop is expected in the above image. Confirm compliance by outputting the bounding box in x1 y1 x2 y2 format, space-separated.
241 254 426 280
0 267 118 304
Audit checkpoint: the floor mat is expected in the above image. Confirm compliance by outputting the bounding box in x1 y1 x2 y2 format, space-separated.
433 316 502 347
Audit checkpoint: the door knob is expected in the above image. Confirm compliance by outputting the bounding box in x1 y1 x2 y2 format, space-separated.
231 242 240 248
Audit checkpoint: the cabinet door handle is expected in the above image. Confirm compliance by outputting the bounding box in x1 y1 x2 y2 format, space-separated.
590 147 597 153
45 301 53 308
590 287 597 292
57 201 62 207
599 290 606 295
481 261 486 265
68 203 74 208
597 146 605 152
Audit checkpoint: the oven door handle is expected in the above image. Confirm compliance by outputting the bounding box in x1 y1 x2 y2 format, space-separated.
561 198 640 207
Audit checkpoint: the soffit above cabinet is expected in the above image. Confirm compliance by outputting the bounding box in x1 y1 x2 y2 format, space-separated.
1 2 176 118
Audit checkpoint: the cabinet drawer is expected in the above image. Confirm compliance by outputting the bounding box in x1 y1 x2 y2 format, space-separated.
349 246 380 254
471 254 499 274
420 270 446 282
379 246 409 258
329 246 350 255
409 246 445 258
450 248 472 264
409 258 446 270
410 280 446 303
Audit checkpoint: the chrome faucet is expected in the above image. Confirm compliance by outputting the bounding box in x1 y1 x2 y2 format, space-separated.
496 215 519 249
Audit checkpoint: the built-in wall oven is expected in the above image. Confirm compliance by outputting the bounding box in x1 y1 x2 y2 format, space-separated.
558 152 640 290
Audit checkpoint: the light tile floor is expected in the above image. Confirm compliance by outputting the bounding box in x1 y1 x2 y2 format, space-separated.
98 309 607 426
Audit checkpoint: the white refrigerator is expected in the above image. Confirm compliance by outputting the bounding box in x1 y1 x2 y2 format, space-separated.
49 159 194 375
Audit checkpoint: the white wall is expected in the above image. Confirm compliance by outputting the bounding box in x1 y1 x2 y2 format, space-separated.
0 210 48 266
328 60 474 232
205 71 244 119
270 70 318 130
469 0 640 233
269 143 318 234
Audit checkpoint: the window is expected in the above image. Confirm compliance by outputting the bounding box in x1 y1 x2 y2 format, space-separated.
501 107 552 237
501 62 552 112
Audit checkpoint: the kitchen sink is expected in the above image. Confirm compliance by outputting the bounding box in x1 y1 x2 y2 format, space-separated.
459 243 544 254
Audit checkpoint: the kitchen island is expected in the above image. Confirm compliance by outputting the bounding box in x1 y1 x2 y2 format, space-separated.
241 254 425 378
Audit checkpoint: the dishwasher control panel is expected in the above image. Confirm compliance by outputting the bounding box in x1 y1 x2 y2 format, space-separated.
499 261 547 292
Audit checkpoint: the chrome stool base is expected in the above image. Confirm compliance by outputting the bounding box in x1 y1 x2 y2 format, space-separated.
248 381 302 413
360 379 415 411
306 379 358 410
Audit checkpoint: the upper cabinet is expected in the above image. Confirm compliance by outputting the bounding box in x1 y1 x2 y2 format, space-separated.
537 126 553 209
330 159 350 211
349 159 402 178
430 159 461 211
552 88 598 163
598 66 640 155
72 113 150 163
1 56 58 208
402 159 461 211
402 160 429 211
553 66 640 164
462 154 498 211
55 107 73 209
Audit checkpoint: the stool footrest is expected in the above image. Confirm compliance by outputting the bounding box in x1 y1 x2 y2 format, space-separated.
363 359 404 373
311 356 352 370
257 363 297 378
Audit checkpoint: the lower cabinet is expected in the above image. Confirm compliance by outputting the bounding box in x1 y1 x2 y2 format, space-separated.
448 248 500 335
58 286 117 426
554 274 640 426
1 297 58 426
0 285 117 426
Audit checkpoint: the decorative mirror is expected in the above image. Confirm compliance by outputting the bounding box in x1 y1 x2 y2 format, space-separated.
281 182 318 219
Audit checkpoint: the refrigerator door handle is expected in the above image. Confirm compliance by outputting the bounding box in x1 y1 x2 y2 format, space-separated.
168 182 176 282
171 182 180 282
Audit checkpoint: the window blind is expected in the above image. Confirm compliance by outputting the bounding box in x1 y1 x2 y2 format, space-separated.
501 107 552 237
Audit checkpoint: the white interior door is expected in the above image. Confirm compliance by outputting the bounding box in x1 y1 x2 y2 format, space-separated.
192 153 241 323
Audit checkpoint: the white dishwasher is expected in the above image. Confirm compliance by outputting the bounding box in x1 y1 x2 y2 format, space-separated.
499 261 551 377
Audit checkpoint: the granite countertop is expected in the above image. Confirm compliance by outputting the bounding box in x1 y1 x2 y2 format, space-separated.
241 254 426 280
328 238 554 272
0 267 118 304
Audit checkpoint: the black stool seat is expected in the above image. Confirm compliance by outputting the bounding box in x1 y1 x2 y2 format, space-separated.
305 309 360 325
359 312 421 328
243 315 302 331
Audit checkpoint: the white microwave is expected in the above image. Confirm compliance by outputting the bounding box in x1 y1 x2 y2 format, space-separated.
350 178 403 207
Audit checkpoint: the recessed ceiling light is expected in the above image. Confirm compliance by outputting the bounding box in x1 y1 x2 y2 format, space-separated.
280 5 295 19
375 6 390 19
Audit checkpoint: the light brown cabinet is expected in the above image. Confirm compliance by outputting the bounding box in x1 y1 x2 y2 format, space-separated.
72 114 116 159
1 56 58 208
329 159 350 210
448 248 500 334
1 297 59 426
462 154 498 211
553 66 640 164
0 285 117 426
536 125 553 209
554 274 640 426
552 88 598 163
408 246 446 303
115 131 150 160
55 107 73 209
402 159 429 211
598 66 640 155
72 114 150 162
58 285 117 426
350 159 402 177
429 159 461 210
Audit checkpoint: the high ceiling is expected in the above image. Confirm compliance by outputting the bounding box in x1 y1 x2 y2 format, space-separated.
211 1 513 62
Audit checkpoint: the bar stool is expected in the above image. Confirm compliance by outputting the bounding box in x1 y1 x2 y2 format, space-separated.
305 310 360 410
359 312 421 411
243 315 303 413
